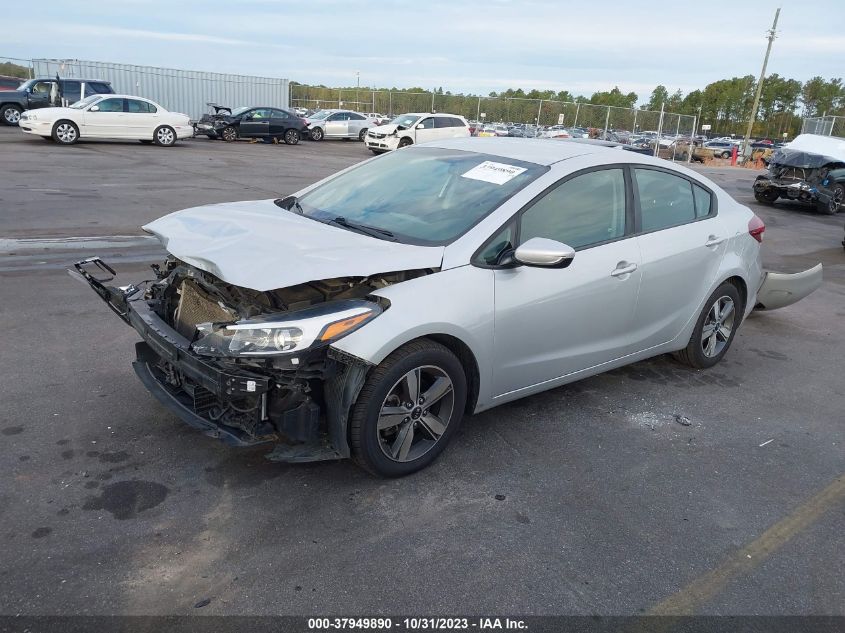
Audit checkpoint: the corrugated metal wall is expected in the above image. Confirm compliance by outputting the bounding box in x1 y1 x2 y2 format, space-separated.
32 59 289 119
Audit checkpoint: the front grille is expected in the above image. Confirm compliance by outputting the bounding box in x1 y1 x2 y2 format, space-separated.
173 279 236 339
369 132 386 139
191 384 217 415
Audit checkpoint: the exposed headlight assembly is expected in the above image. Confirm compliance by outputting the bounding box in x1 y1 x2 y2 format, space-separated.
191 299 382 357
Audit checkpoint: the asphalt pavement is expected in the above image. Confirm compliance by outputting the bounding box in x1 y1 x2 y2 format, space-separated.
1 128 843 616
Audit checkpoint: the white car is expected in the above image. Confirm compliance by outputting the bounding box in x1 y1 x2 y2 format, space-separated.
365 113 470 154
18 94 194 146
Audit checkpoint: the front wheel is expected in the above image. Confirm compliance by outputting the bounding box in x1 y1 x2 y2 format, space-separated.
398 137 413 148
817 183 844 215
310 127 324 141
349 339 467 477
52 120 79 144
721 151 731 159
284 128 300 145
221 126 238 142
674 282 742 369
1 104 22 126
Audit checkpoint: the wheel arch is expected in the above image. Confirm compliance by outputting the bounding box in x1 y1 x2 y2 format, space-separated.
424 333 480 415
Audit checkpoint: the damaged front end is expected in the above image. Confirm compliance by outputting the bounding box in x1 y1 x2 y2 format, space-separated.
69 256 426 462
753 146 845 212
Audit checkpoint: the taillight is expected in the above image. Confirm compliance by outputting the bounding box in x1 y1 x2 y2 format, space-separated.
748 215 765 243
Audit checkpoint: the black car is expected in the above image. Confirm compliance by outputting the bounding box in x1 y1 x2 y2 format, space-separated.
753 147 845 215
195 105 308 145
1 77 114 125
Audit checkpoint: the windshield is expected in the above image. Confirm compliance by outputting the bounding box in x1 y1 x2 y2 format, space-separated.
230 106 254 117
70 95 101 110
295 147 547 245
308 110 331 120
16 79 36 91
390 114 420 129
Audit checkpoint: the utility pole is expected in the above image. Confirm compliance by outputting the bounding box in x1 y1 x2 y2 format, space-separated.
742 7 780 158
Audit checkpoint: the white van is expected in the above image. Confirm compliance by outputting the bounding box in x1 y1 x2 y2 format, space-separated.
365 112 470 154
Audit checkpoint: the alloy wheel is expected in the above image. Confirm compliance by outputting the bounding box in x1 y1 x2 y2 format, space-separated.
156 127 175 145
377 365 455 462
4 108 21 124
701 295 735 358
56 123 77 143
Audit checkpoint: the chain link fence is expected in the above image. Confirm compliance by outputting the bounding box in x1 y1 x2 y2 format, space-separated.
0 56 34 80
801 116 845 138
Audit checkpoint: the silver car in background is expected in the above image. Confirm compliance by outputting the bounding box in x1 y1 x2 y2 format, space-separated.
305 109 377 141
73 138 822 477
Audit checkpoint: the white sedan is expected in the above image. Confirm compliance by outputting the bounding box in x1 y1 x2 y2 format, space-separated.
18 94 194 146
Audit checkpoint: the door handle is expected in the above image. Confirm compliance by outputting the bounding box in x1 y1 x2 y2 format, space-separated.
611 262 638 277
705 235 725 247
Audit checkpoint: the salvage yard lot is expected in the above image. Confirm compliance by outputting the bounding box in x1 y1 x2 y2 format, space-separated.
1 127 843 615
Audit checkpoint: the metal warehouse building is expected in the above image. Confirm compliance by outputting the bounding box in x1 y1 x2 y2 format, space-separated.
32 59 290 119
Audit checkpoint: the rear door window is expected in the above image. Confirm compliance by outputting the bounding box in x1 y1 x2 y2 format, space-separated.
634 168 696 232
126 99 156 113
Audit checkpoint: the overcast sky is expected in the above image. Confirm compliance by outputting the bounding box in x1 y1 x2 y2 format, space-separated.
5 0 844 98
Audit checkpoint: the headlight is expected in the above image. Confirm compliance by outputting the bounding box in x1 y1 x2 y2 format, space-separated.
191 299 382 357
23 113 34 120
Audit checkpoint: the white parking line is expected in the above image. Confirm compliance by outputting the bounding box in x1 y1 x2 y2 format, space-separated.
0 235 160 253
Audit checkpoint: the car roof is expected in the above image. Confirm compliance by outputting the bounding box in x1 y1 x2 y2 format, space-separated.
424 137 688 168
30 77 109 82
404 112 465 118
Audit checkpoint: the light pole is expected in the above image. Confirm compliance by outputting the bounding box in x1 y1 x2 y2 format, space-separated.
356 71 360 111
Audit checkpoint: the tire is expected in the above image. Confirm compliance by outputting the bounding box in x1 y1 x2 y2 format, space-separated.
349 339 467 477
283 128 300 145
674 282 742 369
310 127 324 141
817 183 844 215
52 120 79 145
1 104 22 126
721 151 731 159
221 126 238 142
754 189 779 204
154 125 176 146
370 149 383 155
359 128 368 142
139 139 153 144
398 137 413 148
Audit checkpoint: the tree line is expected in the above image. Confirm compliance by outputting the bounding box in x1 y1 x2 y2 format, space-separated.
292 74 845 137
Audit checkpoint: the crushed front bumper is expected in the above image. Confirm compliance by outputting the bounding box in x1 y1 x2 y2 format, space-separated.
69 257 366 462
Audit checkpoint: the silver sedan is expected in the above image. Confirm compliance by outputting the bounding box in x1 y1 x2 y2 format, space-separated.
75 138 822 477
304 109 376 141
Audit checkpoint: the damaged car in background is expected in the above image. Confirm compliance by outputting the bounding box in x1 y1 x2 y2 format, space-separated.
753 133 845 214
72 139 823 477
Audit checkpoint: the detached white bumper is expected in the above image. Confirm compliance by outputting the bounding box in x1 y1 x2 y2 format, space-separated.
755 264 823 310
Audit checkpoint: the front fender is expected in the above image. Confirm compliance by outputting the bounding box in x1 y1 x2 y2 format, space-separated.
330 265 495 409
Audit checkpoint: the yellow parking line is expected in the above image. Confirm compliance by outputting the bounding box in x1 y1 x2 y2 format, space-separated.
648 475 845 616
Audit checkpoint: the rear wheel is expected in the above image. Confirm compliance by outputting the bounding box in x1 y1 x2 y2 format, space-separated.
1 104 22 126
349 339 467 477
310 127 324 141
721 151 731 159
674 282 742 369
52 120 79 144
221 126 238 142
154 125 176 146
817 183 844 215
358 128 368 142
284 128 300 145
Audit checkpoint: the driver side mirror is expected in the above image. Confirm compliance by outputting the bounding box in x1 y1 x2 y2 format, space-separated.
416 123 425 129
513 238 575 269
89 105 100 112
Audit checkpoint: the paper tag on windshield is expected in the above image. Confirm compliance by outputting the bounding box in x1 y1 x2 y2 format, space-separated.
461 161 527 185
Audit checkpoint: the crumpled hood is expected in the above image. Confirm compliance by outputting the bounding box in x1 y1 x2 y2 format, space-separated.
143 199 445 292
370 123 399 134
